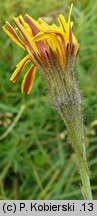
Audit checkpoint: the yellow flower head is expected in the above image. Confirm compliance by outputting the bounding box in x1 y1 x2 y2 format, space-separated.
3 4 78 94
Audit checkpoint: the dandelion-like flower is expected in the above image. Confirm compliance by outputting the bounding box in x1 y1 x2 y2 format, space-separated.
3 4 78 97
3 4 92 199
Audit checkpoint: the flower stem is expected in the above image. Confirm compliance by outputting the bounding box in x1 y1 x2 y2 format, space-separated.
61 103 92 199
48 53 92 199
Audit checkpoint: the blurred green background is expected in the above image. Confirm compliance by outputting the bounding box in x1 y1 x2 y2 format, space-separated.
0 0 97 200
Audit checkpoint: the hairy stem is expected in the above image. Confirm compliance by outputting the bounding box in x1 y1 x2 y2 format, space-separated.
60 104 92 199
45 51 92 199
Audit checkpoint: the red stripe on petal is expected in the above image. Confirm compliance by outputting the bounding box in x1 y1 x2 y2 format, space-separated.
13 61 27 82
10 57 30 83
21 65 36 94
25 15 48 64
25 15 39 36
69 24 73 47
5 23 26 49
13 18 33 52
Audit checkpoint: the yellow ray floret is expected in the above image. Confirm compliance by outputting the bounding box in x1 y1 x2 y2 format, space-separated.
10 56 30 83
68 3 73 23
21 65 36 94
13 17 38 53
3 22 25 50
